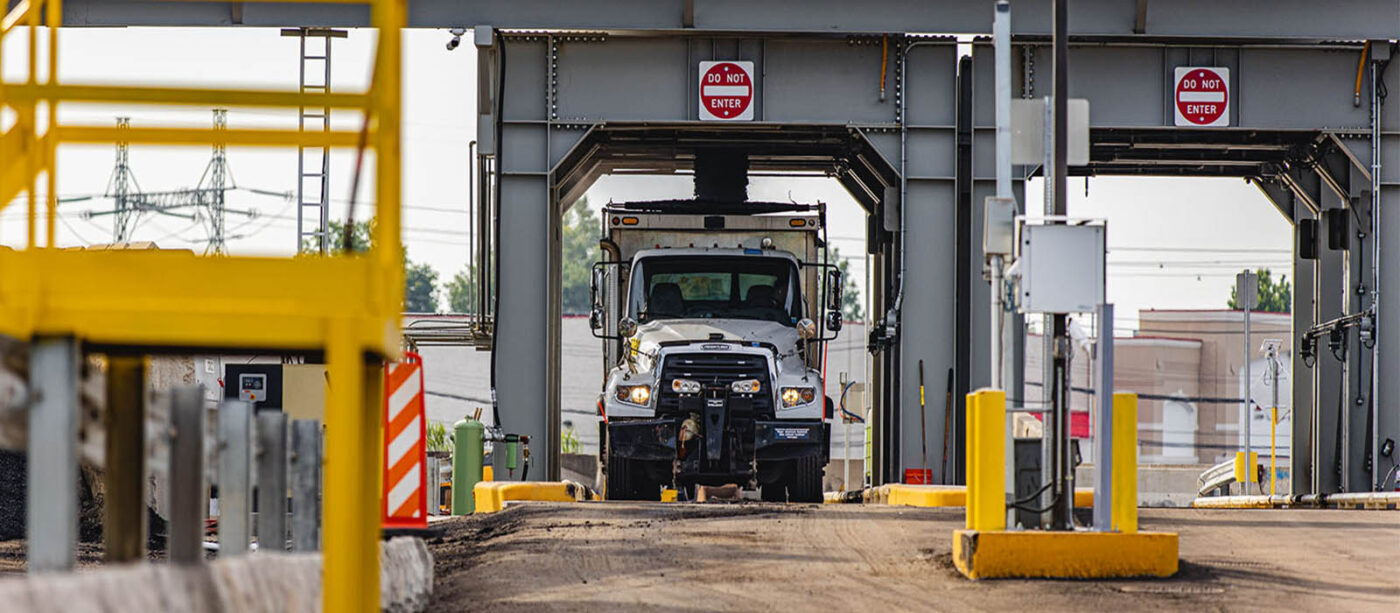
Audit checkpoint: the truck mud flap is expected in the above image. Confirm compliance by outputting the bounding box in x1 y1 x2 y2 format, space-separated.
755 421 825 461
608 420 678 461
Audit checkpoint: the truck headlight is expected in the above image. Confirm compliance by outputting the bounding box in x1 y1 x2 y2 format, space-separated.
616 385 651 406
780 386 816 408
671 378 701 394
730 379 761 394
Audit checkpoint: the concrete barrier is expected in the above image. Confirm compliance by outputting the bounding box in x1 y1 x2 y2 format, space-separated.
0 536 433 613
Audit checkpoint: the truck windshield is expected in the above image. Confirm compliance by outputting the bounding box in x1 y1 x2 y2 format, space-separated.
630 256 800 325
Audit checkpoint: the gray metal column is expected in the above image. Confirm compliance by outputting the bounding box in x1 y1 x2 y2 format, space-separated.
492 35 559 480
1315 182 1347 493
26 337 80 573
1374 43 1400 492
256 411 287 552
217 399 252 556
1343 160 1374 492
972 42 1027 411
169 386 206 565
1291 205 1318 495
1093 304 1114 530
892 42 960 483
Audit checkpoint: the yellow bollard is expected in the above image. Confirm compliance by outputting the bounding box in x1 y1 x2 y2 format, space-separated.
1111 393 1137 534
965 389 1006 531
1270 407 1278 497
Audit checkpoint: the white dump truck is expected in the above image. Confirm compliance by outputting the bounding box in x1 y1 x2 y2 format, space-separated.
589 200 843 502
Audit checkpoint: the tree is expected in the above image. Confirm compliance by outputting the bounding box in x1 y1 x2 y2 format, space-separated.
312 219 441 313
1228 268 1291 313
404 260 440 313
830 247 864 321
561 198 600 314
445 265 478 314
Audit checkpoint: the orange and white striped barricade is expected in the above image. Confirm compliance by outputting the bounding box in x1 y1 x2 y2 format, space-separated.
382 352 428 530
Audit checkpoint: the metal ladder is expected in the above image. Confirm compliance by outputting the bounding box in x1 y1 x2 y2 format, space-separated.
285 28 346 254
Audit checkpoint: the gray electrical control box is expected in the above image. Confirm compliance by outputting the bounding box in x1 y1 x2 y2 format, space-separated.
1018 222 1105 314
983 196 1016 256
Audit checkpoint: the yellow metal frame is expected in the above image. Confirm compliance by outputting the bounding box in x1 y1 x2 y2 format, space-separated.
1 2 405 611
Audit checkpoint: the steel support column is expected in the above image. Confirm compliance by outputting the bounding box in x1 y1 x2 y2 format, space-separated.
492 36 562 480
1373 46 1400 492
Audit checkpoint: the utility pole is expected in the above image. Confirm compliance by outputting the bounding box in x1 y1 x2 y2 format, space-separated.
1237 269 1258 491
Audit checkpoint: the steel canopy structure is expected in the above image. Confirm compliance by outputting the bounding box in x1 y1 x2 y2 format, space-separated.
30 1 1400 495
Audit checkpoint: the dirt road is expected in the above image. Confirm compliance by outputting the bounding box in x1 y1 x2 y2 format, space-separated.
428 502 1398 612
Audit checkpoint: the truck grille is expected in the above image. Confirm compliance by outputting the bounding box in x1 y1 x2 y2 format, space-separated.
657 352 773 417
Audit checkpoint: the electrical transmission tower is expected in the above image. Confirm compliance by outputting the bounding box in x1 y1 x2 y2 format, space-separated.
104 117 142 243
197 109 232 254
85 111 286 252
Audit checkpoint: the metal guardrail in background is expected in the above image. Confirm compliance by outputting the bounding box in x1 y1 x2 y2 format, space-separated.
1 2 405 610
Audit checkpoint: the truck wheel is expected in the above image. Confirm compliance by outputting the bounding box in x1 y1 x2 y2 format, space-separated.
789 455 825 503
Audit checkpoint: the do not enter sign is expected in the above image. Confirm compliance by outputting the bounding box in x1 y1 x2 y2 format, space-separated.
699 61 755 121
1174 66 1230 127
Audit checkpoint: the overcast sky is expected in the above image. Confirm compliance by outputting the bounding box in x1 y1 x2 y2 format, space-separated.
2 28 1292 330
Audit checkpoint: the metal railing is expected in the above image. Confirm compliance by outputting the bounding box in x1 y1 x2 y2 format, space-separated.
0 2 404 610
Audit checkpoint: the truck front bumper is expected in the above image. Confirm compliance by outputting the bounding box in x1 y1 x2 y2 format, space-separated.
607 417 827 462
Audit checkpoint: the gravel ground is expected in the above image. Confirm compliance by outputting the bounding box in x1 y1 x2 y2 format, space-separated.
428 502 1399 612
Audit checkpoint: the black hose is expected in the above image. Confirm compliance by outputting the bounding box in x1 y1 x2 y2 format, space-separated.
488 31 506 430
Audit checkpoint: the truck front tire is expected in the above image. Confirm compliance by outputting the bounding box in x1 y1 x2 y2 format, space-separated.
789 455 825 503
605 439 657 501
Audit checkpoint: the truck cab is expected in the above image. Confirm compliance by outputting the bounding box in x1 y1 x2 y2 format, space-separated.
590 201 842 502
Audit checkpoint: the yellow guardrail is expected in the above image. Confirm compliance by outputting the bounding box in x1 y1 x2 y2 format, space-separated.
1 2 405 611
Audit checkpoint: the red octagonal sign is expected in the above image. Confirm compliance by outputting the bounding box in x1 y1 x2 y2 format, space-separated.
1174 66 1230 127
699 61 754 121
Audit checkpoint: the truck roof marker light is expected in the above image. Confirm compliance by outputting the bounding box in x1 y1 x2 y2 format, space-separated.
621 216 639 225
789 219 806 227
611 216 620 225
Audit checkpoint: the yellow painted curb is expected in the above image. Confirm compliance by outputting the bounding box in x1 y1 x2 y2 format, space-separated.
473 480 600 514
825 485 1097 508
887 484 967 507
952 529 1178 579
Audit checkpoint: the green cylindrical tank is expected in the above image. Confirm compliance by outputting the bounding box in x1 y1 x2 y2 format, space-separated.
453 414 485 515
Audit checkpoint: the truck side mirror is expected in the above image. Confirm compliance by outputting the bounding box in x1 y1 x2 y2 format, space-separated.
825 268 843 330
590 267 605 307
589 306 605 331
826 268 842 312
825 310 843 333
